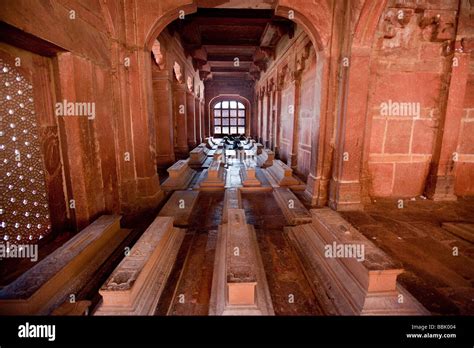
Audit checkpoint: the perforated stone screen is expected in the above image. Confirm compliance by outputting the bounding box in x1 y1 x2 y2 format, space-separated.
0 58 51 244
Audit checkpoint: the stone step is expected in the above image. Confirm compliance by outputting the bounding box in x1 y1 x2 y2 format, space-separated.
162 159 196 191
273 187 312 225
209 209 274 315
94 216 184 315
286 208 428 315
0 215 130 315
159 190 200 226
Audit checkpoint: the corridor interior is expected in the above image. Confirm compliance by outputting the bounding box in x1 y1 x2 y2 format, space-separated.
1 1 473 317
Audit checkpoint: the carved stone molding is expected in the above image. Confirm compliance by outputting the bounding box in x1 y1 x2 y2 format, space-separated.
383 8 414 39
151 39 166 70
173 61 183 83
419 10 456 42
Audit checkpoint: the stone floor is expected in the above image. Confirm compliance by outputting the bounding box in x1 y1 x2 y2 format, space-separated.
156 192 224 315
5 154 473 316
242 191 325 315
156 158 325 315
340 198 474 315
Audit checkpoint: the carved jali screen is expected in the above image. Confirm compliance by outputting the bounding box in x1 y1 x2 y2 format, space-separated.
0 57 51 243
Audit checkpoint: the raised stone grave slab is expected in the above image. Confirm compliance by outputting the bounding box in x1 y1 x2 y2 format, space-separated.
206 137 218 150
256 149 274 168
441 222 474 243
222 188 242 223
213 149 223 162
94 217 184 315
210 209 274 315
239 162 261 187
273 187 312 225
188 146 207 168
197 160 226 190
0 215 130 315
264 160 299 187
159 190 200 226
162 159 196 191
286 208 428 315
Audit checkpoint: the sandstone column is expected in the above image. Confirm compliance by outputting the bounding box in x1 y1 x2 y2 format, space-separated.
152 67 175 167
172 82 188 158
288 69 302 171
426 44 471 200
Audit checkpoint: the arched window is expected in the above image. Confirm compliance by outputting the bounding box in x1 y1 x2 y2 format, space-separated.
213 100 246 135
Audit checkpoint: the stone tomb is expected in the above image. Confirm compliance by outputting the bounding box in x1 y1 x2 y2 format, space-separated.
213 149 223 162
273 187 312 225
188 146 208 168
209 209 274 315
256 149 275 168
94 216 184 315
206 137 218 150
161 159 196 190
159 190 200 226
239 162 262 187
286 208 428 315
197 160 226 190
222 188 242 223
264 160 300 187
0 215 130 315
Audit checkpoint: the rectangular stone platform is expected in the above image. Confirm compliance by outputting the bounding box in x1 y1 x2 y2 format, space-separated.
0 215 131 315
239 162 261 187
159 190 200 226
161 159 196 190
222 188 242 223
213 149 223 161
264 160 300 187
273 187 312 225
94 216 184 315
286 208 428 315
256 149 274 168
196 160 226 190
188 146 207 168
209 209 274 315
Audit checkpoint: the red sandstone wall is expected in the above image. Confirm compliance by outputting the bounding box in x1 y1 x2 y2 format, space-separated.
256 28 318 178
204 79 254 136
366 0 459 198
297 48 317 178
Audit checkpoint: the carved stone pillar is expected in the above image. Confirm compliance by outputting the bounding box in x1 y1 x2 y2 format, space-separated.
264 86 272 149
172 82 188 158
288 69 303 171
152 68 175 167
